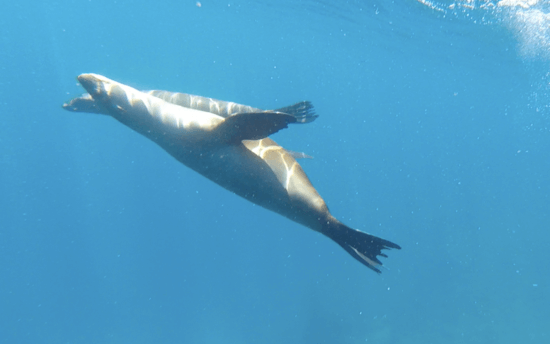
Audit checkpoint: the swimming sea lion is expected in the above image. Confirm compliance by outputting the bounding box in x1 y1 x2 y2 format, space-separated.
63 73 400 273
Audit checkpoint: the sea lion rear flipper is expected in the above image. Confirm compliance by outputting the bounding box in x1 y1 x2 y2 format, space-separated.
214 111 297 144
328 222 401 273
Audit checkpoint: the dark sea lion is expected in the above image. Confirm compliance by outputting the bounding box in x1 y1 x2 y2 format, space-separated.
63 73 400 273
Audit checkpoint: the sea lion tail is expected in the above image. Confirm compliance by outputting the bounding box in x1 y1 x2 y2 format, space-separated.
327 222 401 273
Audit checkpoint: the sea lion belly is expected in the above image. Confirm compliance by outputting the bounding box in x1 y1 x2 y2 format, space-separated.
163 139 328 231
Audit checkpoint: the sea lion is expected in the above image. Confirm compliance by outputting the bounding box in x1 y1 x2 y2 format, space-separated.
63 73 400 273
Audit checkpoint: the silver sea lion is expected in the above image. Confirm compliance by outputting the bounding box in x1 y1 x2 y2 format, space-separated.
63 73 400 273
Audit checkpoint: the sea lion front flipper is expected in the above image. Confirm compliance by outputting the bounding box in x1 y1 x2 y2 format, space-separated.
214 111 297 144
274 101 318 123
63 94 108 115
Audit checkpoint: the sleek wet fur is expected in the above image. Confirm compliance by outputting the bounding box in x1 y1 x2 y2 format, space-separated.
63 74 400 273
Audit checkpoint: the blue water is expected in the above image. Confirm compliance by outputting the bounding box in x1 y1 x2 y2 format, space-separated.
1 0 549 343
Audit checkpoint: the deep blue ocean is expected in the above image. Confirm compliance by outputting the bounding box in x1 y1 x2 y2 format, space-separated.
1 0 549 343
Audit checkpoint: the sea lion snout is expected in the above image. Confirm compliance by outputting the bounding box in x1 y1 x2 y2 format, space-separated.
77 73 110 99
77 74 134 114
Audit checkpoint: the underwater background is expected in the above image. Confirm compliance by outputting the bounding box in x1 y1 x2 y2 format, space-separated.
1 0 549 343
